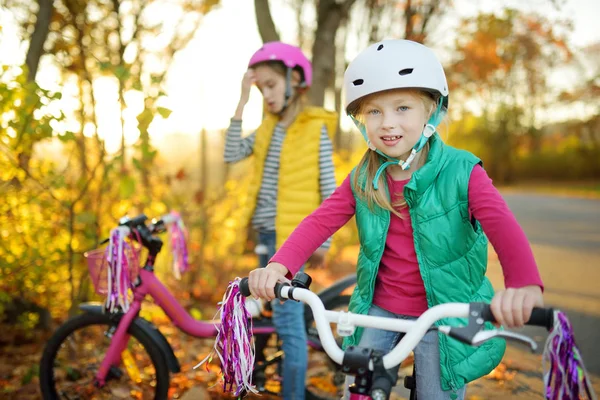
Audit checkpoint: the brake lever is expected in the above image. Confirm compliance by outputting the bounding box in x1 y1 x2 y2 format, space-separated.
471 330 538 352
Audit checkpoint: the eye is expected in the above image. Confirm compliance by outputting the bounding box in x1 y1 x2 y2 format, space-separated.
397 106 409 112
367 109 380 115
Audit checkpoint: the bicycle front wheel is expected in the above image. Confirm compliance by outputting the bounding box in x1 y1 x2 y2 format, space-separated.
39 312 170 400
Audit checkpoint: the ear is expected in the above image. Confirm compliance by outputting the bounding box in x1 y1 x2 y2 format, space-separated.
291 69 302 87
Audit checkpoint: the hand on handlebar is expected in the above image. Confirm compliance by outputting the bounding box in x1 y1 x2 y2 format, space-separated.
490 285 544 328
248 262 290 301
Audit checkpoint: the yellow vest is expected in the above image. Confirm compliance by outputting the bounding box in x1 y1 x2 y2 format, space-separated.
242 107 338 248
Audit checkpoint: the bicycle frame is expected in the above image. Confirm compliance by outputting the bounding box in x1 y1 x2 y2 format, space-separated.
88 216 353 393
95 269 276 387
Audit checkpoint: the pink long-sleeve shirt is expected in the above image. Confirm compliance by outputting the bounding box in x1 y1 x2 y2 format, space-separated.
271 164 544 316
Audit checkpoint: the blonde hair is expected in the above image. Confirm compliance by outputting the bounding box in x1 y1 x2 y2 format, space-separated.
351 90 440 218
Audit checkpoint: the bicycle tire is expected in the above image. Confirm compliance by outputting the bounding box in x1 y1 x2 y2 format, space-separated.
305 294 351 400
39 312 170 400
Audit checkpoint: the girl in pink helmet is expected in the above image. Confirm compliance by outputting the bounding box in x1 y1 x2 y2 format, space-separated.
223 41 338 399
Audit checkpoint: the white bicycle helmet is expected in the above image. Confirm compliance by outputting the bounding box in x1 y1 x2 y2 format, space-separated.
344 39 449 115
342 40 450 183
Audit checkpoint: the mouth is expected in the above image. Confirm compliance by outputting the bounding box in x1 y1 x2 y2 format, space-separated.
380 135 403 146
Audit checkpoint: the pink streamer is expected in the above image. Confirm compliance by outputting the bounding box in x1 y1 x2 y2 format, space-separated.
543 311 597 400
104 227 137 312
195 278 257 396
167 211 189 279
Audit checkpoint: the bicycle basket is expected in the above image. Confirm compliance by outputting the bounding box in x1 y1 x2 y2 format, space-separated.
84 244 141 295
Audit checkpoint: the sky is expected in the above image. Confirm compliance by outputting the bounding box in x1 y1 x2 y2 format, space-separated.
1 0 599 153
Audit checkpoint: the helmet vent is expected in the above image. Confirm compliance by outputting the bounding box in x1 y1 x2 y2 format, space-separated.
399 68 414 76
352 79 364 86
377 44 384 51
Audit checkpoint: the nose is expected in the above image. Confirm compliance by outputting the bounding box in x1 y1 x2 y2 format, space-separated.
381 111 398 131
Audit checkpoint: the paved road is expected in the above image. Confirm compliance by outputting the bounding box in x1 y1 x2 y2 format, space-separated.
503 193 600 251
501 193 600 375
392 193 600 398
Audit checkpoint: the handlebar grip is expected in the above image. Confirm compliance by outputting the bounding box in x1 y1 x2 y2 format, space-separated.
239 278 251 297
481 304 555 330
120 214 148 228
238 278 287 300
526 307 555 330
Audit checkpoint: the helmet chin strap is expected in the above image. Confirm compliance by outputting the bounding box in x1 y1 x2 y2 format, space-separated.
276 68 294 116
350 97 445 189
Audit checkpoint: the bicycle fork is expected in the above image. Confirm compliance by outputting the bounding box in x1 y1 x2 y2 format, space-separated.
95 299 142 387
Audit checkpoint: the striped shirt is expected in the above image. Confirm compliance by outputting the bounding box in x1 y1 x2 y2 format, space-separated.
224 119 336 248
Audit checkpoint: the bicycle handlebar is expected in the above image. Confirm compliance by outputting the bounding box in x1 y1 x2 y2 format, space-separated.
99 213 180 248
479 302 554 330
238 277 554 370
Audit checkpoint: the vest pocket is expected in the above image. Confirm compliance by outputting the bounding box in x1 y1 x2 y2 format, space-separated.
416 204 478 266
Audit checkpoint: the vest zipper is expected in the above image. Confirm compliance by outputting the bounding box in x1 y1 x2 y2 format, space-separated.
409 205 459 394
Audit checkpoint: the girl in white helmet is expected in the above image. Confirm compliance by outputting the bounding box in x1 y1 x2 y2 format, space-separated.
247 39 544 399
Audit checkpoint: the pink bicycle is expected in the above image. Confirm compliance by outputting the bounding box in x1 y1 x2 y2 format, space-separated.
39 214 355 399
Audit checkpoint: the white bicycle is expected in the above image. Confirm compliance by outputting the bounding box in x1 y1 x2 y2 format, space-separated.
226 272 596 400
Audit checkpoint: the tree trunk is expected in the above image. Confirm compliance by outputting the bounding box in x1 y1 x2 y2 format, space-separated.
67 205 77 316
188 128 208 294
77 79 88 174
333 22 348 150
309 0 358 107
366 0 383 43
310 2 343 107
26 0 53 81
111 0 127 171
18 0 53 176
254 0 280 43
403 0 442 42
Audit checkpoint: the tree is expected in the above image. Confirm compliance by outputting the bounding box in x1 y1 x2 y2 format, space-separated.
446 9 573 182
25 0 53 81
253 0 451 149
1 0 220 318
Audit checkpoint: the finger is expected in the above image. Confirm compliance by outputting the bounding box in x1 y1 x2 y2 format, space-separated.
248 270 258 299
250 270 263 299
521 293 536 325
254 272 268 300
265 272 280 301
501 288 516 328
250 269 263 299
511 290 526 327
257 272 271 300
490 290 505 327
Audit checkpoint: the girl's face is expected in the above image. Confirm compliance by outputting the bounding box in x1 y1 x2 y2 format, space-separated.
361 90 430 159
253 64 288 114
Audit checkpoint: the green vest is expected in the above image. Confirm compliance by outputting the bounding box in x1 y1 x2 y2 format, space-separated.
346 134 506 391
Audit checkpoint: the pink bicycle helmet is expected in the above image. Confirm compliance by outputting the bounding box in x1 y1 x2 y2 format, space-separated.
248 41 312 87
